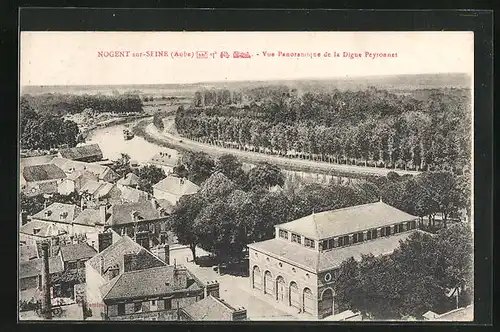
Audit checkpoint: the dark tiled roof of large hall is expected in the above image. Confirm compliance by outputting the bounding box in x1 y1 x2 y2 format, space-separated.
23 164 67 182
248 230 421 273
279 201 418 240
58 144 103 161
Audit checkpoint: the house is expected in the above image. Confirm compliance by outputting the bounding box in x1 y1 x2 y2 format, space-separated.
19 255 64 292
84 235 170 320
58 144 103 162
19 244 39 262
247 201 422 319
179 295 247 321
106 199 173 249
101 265 209 321
79 181 149 208
30 202 104 236
147 152 178 174
152 175 200 206
21 164 67 196
58 170 98 195
58 243 98 271
117 173 140 188
52 157 120 183
20 219 67 246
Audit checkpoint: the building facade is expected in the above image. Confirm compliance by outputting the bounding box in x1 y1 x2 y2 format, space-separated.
247 201 421 319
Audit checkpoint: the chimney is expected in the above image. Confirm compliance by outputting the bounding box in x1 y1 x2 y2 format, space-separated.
41 242 52 319
231 306 247 321
206 280 220 298
98 232 113 252
99 205 107 225
81 197 85 210
173 265 188 288
123 253 138 272
99 256 105 275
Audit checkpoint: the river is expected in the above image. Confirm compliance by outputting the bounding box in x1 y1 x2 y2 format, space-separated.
85 120 179 163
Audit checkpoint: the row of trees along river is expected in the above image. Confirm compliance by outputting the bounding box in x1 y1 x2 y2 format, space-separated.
175 86 471 174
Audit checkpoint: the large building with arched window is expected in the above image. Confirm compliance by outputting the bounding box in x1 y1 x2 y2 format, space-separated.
247 201 421 319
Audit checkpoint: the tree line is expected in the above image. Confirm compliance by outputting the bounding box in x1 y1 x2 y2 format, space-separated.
177 86 471 173
20 99 82 150
21 92 144 117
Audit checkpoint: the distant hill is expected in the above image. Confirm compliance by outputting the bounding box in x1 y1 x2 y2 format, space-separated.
21 72 471 96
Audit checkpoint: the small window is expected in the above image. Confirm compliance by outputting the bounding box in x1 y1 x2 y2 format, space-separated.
304 238 315 249
117 303 125 315
366 230 372 240
134 302 142 313
328 238 335 249
357 232 364 242
371 229 378 239
384 226 391 236
164 299 172 310
151 300 156 306
324 273 332 282
411 220 417 229
338 237 344 247
352 233 358 244
279 229 289 240
291 233 302 244
343 235 350 245
278 262 283 268
321 240 328 251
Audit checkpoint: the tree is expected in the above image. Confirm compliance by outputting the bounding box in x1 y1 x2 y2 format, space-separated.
169 194 206 261
172 164 189 178
20 193 45 219
135 164 166 194
111 153 133 178
199 172 236 203
246 162 284 190
215 154 248 187
183 152 215 185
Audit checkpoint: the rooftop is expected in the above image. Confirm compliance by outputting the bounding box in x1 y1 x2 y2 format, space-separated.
248 230 421 273
72 208 106 227
19 244 38 261
86 236 165 275
31 202 81 224
23 164 67 182
278 201 418 240
108 200 163 226
102 265 202 301
58 144 103 161
435 305 473 321
20 256 64 279
117 173 140 187
181 295 244 321
152 176 200 196
116 184 150 203
23 181 59 196
51 157 119 181
20 219 66 237
58 243 98 262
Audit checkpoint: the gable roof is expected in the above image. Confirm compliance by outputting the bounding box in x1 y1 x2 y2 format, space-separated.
116 185 149 203
59 243 97 262
148 152 178 167
86 236 165 275
80 180 115 197
72 208 105 226
31 203 81 224
20 244 39 261
102 265 202 301
19 256 64 279
20 220 66 237
435 305 473 321
58 144 103 161
23 164 67 182
181 295 242 321
279 201 418 240
248 230 420 273
108 200 162 226
152 176 200 196
24 181 59 196
117 173 140 187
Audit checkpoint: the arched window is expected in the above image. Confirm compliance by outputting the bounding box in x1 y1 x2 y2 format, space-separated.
319 288 334 318
303 288 314 314
252 266 261 290
264 271 273 296
289 281 300 308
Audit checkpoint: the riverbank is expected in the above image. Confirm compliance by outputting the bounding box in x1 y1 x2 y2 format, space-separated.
132 118 421 179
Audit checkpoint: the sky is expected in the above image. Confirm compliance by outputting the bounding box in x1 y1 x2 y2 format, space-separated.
20 31 474 86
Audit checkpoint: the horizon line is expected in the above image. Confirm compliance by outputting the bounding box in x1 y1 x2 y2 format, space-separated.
20 71 472 88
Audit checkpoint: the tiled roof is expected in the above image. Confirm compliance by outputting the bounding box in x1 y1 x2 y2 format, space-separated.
248 231 419 273
435 305 473 321
279 201 419 240
117 173 140 187
108 200 161 226
103 265 197 301
23 164 67 182
86 236 165 274
148 152 178 167
19 256 64 279
20 220 65 237
152 176 200 196
58 144 103 161
31 203 81 224
59 243 97 262
181 295 240 321
72 208 105 226
20 154 57 171
80 180 115 197
116 185 149 203
51 157 119 181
